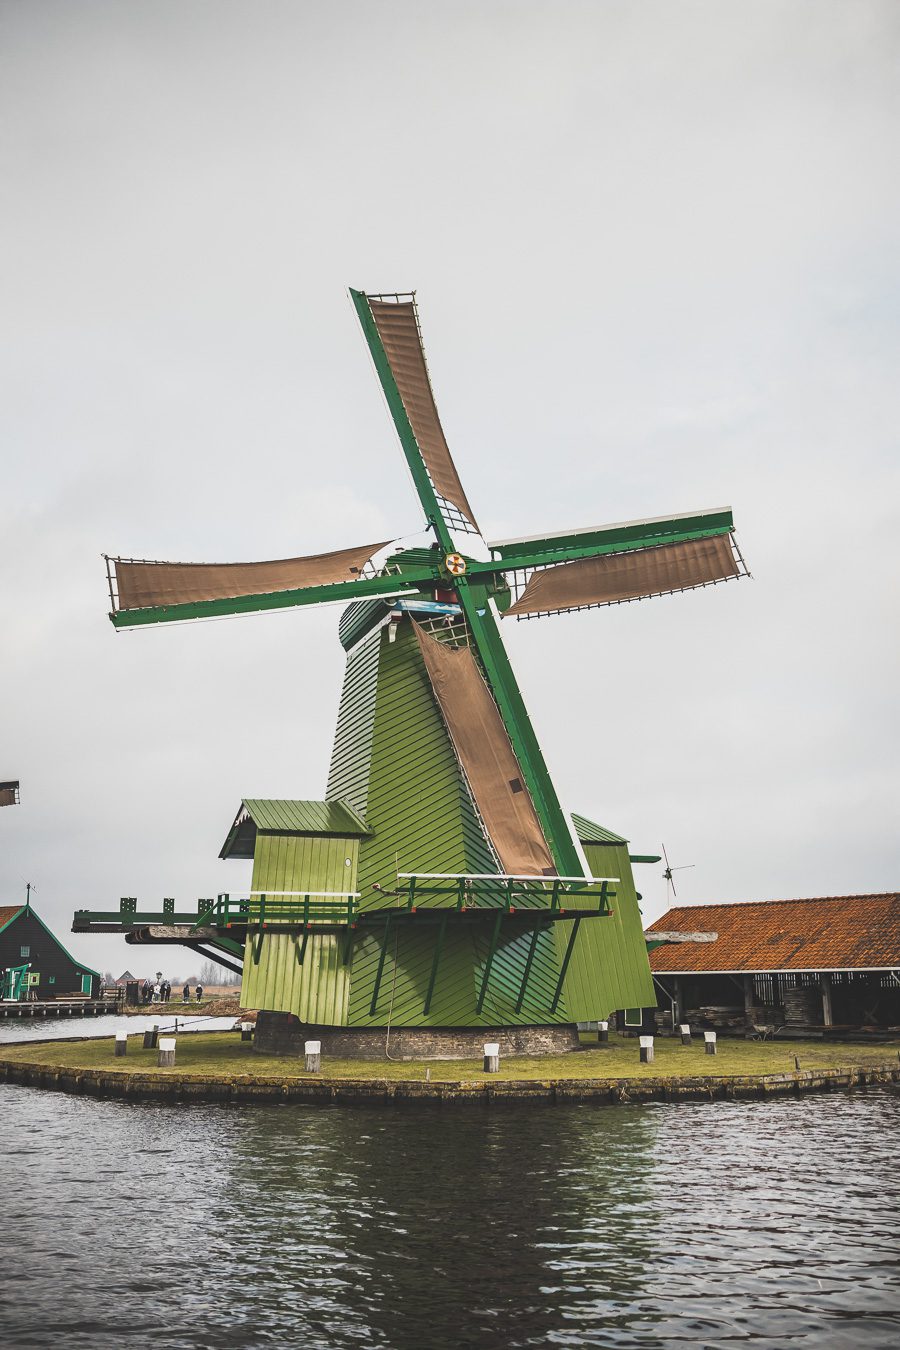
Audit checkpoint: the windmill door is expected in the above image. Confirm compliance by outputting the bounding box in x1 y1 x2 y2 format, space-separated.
81 973 92 995
4 964 29 1000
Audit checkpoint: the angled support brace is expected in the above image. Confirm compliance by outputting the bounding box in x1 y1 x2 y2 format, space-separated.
550 916 581 1012
370 916 392 1016
515 924 543 1013
476 912 504 1016
341 930 354 966
192 943 244 979
295 930 310 965
423 914 448 1015
252 929 265 965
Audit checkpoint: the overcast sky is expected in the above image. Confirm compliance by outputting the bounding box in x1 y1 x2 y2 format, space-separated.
2 0 898 978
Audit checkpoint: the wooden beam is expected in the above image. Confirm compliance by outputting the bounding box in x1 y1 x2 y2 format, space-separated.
369 917 392 1016
550 915 582 1012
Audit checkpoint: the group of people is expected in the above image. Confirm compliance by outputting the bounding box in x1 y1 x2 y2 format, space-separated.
139 977 204 1004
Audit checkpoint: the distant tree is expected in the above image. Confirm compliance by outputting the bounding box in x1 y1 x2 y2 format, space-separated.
104 971 115 985
198 959 219 987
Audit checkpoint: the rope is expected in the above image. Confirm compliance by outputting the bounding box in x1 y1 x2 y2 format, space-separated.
383 927 403 1061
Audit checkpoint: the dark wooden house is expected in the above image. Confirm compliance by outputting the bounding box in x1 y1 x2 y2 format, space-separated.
647 893 900 1035
0 900 100 1001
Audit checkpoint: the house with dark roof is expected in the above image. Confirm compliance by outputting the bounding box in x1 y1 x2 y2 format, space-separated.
0 899 100 1001
647 893 900 1034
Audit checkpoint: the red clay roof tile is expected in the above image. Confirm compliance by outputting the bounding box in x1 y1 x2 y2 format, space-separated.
647 893 900 973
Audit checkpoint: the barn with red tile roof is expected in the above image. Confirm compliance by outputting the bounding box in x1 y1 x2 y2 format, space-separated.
646 893 900 1034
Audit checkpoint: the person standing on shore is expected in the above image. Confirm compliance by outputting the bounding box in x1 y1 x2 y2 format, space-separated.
182 982 190 1002
196 983 203 1003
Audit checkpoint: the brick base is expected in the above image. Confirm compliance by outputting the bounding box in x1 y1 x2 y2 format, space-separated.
254 1012 581 1060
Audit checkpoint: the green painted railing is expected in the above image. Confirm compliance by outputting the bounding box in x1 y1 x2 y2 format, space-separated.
394 874 616 916
209 892 360 928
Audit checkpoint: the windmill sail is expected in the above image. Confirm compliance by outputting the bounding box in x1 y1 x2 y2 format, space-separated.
413 624 556 876
366 296 480 533
110 540 391 612
505 534 740 618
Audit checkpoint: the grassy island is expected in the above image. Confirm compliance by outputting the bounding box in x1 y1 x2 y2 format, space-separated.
1 1031 898 1105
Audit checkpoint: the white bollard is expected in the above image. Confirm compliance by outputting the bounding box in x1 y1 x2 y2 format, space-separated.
157 1036 176 1068
598 1020 609 1044
639 1035 654 1064
679 1023 691 1046
240 1021 253 1042
143 1019 160 1050
705 1031 717 1056
483 1041 500 1073
114 1030 128 1058
305 1039 321 1073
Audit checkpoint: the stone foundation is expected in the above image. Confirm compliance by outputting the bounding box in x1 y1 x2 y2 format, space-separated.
254 1012 581 1060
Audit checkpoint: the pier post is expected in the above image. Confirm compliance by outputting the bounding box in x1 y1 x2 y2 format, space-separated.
705 1031 717 1056
639 1036 654 1064
679 1023 691 1046
304 1040 321 1073
157 1037 176 1068
820 973 833 1027
483 1042 500 1073
598 1020 609 1044
114 1031 128 1057
143 1020 159 1050
241 1022 253 1042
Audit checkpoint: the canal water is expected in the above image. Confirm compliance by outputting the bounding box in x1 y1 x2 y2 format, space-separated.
0 1013 237 1043
0 1079 896 1349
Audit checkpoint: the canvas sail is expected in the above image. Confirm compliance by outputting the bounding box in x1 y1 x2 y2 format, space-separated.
112 541 391 612
414 624 556 876
367 297 480 531
505 534 739 617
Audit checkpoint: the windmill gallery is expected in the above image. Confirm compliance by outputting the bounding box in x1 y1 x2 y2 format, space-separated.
70 290 750 1059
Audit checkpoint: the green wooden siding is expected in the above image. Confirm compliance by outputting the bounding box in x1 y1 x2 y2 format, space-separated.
242 932 350 1024
326 624 381 819
340 621 496 908
554 842 655 1018
347 920 567 1027
239 833 359 1025
249 834 359 898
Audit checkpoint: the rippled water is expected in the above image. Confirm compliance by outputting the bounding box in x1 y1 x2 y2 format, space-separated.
0 1085 897 1348
0 1013 236 1043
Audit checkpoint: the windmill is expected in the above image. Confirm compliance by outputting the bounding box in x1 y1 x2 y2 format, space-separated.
661 843 695 903
91 290 748 1055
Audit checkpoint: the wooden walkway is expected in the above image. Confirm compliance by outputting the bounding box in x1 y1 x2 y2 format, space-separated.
0 998 122 1020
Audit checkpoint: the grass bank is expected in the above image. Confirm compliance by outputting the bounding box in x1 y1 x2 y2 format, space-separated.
3 1030 898 1083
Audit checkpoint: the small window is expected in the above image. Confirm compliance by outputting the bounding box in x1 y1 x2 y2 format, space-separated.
624 1007 643 1026
20 945 30 959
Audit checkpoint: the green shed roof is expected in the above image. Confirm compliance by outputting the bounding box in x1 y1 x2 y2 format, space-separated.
220 798 370 859
571 812 628 846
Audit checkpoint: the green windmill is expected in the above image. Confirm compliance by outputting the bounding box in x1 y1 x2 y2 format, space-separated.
92 290 747 1057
